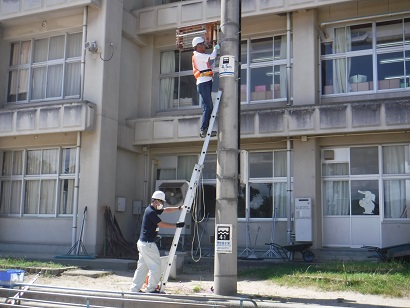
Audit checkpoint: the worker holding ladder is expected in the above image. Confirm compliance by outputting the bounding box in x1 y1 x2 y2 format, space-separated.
130 191 184 293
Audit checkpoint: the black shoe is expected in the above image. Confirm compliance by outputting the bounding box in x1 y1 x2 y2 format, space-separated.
200 130 217 138
150 289 161 293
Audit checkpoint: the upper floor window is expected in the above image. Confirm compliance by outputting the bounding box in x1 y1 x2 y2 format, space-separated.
321 18 410 95
158 48 219 111
7 32 82 103
241 36 292 103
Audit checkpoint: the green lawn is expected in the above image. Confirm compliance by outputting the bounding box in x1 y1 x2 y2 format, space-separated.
239 261 410 298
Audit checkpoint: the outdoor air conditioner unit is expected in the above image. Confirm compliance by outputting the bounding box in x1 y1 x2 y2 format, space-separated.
155 180 191 235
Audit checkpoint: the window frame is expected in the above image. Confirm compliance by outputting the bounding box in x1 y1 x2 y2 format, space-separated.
7 32 82 104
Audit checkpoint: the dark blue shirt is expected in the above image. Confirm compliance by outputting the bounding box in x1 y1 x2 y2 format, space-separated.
139 205 163 242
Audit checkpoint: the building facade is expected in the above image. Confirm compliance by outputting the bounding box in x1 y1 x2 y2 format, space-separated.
0 0 409 258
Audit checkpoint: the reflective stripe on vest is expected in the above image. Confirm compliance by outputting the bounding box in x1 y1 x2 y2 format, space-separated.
192 54 213 79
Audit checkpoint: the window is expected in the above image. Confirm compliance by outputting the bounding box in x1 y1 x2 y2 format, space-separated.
321 18 410 95
322 145 410 219
7 32 82 103
0 148 77 216
248 151 290 219
241 36 292 103
158 49 219 110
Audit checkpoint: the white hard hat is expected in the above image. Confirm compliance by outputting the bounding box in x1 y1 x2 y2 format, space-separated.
151 190 166 202
192 36 204 48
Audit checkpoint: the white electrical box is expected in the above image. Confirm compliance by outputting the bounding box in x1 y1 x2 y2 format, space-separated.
132 200 142 215
219 55 235 77
294 198 312 242
116 197 126 212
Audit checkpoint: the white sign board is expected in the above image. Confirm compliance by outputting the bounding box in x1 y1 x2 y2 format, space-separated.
215 224 232 253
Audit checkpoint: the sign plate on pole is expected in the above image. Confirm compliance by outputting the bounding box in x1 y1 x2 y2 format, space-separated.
215 224 232 253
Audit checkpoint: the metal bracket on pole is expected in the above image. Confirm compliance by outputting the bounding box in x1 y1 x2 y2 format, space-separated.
159 90 222 292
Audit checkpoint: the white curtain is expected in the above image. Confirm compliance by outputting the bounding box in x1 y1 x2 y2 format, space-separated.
42 149 58 174
279 35 287 98
383 146 407 218
31 67 46 100
40 179 56 214
177 155 197 180
25 180 39 214
274 182 287 218
333 27 351 93
324 180 350 215
159 51 176 109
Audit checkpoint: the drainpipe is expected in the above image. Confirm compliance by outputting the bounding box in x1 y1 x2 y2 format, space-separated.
286 137 292 245
71 6 87 249
71 132 82 250
286 12 293 245
80 6 88 100
286 12 292 106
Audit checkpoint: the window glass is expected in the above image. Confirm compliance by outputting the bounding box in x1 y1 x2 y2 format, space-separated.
274 182 287 218
350 23 372 51
199 183 216 218
33 38 48 63
249 152 273 178
60 179 74 214
39 179 56 214
384 179 410 218
351 180 379 215
350 147 378 175
250 38 273 63
323 180 350 215
241 40 247 65
177 155 197 180
322 163 349 176
274 151 287 177
274 35 287 60
7 33 81 103
27 150 42 175
383 145 410 174
249 182 273 218
49 35 65 60
0 148 76 216
203 154 216 179
377 20 403 49
322 19 410 95
66 33 82 58
238 185 246 218
42 149 58 174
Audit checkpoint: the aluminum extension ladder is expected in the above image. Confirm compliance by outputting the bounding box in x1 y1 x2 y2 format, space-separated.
159 89 222 292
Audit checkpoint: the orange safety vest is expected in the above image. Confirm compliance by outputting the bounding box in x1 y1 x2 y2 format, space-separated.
192 54 213 79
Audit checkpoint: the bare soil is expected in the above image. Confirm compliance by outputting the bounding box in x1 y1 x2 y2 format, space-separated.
25 257 410 308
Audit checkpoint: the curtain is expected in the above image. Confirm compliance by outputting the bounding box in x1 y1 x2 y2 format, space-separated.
383 146 407 218
10 181 22 215
274 182 287 218
323 180 350 215
279 35 287 98
60 179 74 214
40 179 56 214
0 182 10 214
42 149 58 174
159 51 176 109
25 180 39 214
158 169 176 180
31 67 46 100
46 64 63 98
333 27 351 93
177 155 197 180
65 62 81 96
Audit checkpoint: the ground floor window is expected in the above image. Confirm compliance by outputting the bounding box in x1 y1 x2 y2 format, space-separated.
322 145 410 219
0 147 76 216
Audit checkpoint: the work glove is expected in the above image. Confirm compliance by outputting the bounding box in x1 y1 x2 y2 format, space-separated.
176 222 185 228
213 44 220 51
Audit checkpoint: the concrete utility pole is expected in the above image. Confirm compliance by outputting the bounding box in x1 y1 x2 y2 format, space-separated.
214 0 240 296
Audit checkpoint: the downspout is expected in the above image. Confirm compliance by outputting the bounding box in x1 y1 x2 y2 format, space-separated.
71 6 87 249
286 12 293 245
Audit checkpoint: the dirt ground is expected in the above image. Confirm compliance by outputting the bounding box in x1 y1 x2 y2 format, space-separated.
25 257 410 308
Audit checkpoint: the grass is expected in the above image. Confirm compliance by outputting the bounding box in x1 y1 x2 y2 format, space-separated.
239 261 410 298
0 258 66 269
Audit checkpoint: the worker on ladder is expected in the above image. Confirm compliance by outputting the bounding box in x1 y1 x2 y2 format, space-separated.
130 191 184 293
192 36 220 138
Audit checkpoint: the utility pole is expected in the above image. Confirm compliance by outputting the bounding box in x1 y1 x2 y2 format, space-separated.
214 0 240 296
